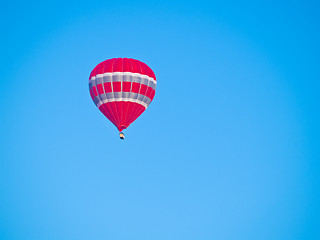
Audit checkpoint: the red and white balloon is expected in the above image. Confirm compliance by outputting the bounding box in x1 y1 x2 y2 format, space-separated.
89 58 156 134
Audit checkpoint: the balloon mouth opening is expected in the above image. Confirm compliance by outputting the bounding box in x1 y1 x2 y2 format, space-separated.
118 125 127 132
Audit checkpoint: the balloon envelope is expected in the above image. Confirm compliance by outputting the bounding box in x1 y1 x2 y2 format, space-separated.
89 58 157 132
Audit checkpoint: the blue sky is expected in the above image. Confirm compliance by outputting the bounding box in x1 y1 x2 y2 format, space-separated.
1 1 319 239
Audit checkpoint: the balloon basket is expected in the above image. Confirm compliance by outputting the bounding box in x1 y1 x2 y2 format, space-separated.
119 132 125 140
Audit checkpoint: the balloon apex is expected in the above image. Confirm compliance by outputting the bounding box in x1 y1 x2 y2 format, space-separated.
119 132 125 140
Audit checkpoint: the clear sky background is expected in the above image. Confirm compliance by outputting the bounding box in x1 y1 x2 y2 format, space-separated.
1 1 319 239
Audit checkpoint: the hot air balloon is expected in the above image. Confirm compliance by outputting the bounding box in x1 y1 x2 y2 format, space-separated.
89 58 157 139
